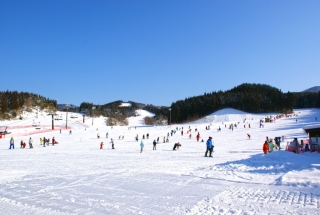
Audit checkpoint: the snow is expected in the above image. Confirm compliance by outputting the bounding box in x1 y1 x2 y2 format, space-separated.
0 108 320 214
119 102 132 107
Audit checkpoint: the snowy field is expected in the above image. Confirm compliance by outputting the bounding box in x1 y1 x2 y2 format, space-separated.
0 108 320 215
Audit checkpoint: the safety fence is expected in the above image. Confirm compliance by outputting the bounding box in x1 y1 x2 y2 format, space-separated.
0 125 71 138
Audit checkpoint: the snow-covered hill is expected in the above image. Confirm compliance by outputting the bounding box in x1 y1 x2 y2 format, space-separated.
0 108 320 214
189 108 272 124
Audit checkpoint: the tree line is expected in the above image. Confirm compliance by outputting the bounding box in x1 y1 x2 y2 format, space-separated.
0 90 57 119
170 83 320 123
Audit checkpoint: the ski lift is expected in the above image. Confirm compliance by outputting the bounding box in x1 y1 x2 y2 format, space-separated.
55 114 63 120
32 120 41 129
70 114 78 118
0 126 11 135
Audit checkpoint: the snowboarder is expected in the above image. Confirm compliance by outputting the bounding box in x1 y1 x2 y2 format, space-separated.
173 142 181 150
9 137 14 149
205 137 213 157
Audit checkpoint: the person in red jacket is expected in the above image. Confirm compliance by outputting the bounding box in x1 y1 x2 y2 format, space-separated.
196 132 200 142
263 141 269 154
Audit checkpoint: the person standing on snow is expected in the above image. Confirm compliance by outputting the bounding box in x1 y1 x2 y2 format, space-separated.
263 141 269 154
110 138 114 149
9 137 14 149
196 132 200 142
204 136 213 157
153 140 157 150
29 137 33 148
140 140 144 153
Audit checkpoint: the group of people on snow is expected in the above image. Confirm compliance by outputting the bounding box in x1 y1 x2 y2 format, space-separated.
9 137 34 149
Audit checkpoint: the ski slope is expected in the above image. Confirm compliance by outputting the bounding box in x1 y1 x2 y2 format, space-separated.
0 108 320 214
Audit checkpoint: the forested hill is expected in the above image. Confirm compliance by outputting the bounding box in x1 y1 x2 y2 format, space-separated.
0 91 57 119
170 83 320 123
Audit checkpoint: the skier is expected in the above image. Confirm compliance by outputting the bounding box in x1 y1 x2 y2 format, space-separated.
100 142 104 149
140 140 144 153
196 132 200 142
106 132 109 138
9 137 14 149
29 137 33 148
204 136 213 157
52 137 55 146
153 140 157 150
111 138 114 149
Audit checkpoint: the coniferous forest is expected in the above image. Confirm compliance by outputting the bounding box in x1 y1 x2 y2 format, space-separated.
0 83 319 122
0 91 57 119
170 83 320 123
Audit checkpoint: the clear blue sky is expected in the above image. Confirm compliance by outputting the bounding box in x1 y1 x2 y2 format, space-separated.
1 0 319 107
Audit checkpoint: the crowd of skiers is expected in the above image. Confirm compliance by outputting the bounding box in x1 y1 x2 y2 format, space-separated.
262 136 282 154
8 136 59 149
8 119 287 157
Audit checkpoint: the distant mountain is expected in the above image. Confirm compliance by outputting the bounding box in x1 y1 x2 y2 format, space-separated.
302 86 320 93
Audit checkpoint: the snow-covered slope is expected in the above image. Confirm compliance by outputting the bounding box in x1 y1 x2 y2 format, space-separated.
0 108 319 214
190 108 271 124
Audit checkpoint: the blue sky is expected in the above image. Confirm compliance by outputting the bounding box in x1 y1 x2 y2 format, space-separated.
1 0 319 107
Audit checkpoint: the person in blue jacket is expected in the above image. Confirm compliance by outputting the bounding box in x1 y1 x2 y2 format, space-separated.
9 137 14 149
205 136 213 157
140 141 144 153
